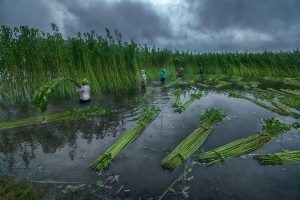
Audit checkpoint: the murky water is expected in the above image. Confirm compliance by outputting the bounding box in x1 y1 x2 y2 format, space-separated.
0 84 299 199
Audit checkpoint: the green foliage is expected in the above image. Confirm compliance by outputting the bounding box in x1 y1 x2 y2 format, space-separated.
0 106 107 130
254 150 300 165
1 25 300 104
172 89 182 108
280 89 300 96
229 91 300 119
279 96 300 111
0 176 37 200
215 81 232 89
89 107 160 172
161 109 226 170
32 78 79 113
292 122 300 129
173 91 205 113
196 118 291 166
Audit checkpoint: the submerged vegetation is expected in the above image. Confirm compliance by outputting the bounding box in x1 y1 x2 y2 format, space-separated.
196 118 291 166
89 107 160 172
174 91 205 113
1 25 300 104
161 109 226 170
0 106 107 130
172 90 205 113
0 176 36 200
228 91 300 119
254 150 300 166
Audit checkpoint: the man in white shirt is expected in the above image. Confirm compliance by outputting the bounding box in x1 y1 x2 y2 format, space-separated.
76 78 91 104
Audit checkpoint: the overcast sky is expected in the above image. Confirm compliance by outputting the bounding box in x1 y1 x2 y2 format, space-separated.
0 0 299 51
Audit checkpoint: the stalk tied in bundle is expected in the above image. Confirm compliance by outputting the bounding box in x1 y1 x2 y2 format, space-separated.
196 118 291 166
89 107 160 172
161 108 226 171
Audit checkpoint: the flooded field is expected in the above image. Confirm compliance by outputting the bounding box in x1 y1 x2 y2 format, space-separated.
0 77 300 199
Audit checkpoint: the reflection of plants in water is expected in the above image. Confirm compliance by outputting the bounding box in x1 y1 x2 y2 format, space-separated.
0 111 126 171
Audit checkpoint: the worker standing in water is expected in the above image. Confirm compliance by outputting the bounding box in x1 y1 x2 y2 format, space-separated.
141 69 147 90
76 78 91 104
178 67 184 78
160 68 166 84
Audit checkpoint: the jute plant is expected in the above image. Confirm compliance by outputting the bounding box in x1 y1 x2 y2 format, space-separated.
32 78 80 113
254 150 300 166
229 92 300 118
174 91 205 113
0 106 106 131
172 89 182 108
196 118 291 166
161 109 226 171
89 107 160 172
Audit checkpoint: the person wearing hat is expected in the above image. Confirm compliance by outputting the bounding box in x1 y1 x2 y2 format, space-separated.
178 67 184 78
76 78 91 104
160 68 166 84
141 69 147 90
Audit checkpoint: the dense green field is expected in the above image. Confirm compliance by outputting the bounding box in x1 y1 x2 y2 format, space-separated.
0 25 299 104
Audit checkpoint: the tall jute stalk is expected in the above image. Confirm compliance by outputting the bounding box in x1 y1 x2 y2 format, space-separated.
32 77 80 113
254 150 300 165
196 118 291 166
0 107 106 131
89 107 160 172
161 109 226 171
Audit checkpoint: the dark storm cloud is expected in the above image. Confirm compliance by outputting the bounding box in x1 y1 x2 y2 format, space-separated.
61 0 172 42
0 0 55 31
0 0 299 51
183 0 300 51
0 0 172 44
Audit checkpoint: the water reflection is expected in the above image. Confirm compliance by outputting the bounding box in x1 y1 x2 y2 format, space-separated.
0 91 146 173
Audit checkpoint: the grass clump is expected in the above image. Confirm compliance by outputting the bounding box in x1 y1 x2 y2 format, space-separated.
254 150 300 165
196 118 291 166
174 91 205 113
172 89 182 108
161 109 226 171
279 96 300 111
89 107 160 172
0 176 37 200
0 106 106 131
32 78 80 113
